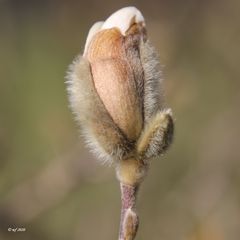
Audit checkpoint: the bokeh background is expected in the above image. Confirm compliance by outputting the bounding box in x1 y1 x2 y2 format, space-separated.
0 0 240 239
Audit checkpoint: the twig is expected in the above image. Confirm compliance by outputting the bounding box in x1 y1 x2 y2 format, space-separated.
119 183 139 240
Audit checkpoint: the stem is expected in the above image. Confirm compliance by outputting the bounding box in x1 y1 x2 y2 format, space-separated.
119 183 139 240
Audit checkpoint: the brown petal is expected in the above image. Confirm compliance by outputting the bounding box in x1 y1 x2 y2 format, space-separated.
86 27 144 141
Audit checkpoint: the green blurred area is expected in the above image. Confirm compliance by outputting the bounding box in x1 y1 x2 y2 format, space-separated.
0 0 240 239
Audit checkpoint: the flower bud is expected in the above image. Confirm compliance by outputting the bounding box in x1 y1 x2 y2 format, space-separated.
85 7 146 141
67 6 174 184
122 208 139 240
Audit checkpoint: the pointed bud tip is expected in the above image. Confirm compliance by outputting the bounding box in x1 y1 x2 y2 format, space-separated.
84 7 145 55
102 6 145 35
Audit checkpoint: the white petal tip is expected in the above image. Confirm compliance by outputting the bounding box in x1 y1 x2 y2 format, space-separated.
84 21 104 56
101 6 145 35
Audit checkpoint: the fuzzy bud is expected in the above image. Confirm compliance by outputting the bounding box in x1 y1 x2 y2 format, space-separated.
67 6 174 185
122 208 139 240
67 6 175 240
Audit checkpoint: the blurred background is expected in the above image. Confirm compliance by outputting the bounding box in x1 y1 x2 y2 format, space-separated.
0 0 239 239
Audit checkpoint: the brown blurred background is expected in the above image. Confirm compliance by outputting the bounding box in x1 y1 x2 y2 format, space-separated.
0 0 240 239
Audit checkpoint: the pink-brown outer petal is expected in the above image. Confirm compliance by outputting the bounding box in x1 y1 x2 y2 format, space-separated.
87 28 143 141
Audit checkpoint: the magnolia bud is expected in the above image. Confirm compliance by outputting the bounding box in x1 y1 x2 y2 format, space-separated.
67 7 175 240
67 6 174 185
